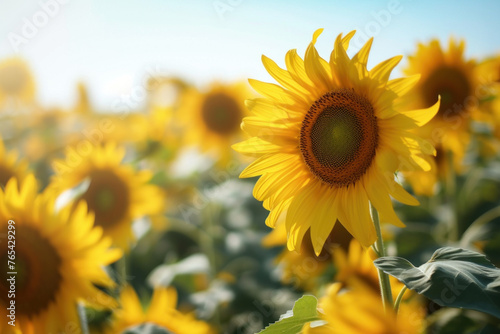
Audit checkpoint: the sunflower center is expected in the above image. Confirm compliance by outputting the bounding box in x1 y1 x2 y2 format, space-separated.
422 66 471 119
0 225 62 317
0 164 15 189
78 169 130 230
201 93 242 135
300 89 378 187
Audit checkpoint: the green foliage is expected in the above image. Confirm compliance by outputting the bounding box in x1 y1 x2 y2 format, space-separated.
258 295 320 334
374 247 500 318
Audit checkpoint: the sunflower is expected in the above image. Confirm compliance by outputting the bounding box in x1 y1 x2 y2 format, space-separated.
477 55 500 85
0 57 35 108
133 106 181 164
262 213 352 291
0 175 121 334
105 285 214 334
477 55 500 140
333 239 407 300
303 279 426 334
0 138 29 189
181 82 251 166
51 143 164 249
402 38 482 195
233 29 439 254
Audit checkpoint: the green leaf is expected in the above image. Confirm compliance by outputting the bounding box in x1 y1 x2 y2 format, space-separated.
374 247 500 318
258 295 320 334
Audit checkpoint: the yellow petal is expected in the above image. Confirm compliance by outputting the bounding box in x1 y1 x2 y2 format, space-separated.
370 55 402 83
240 153 296 178
310 190 339 255
262 55 310 96
401 97 441 126
386 74 420 97
304 29 333 92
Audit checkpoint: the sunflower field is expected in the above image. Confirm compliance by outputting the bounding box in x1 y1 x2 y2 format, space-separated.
1 1 500 333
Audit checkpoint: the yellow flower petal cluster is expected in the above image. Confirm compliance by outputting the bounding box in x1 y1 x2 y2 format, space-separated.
234 29 439 254
105 285 214 334
0 176 121 334
304 279 426 334
51 143 164 249
403 39 482 195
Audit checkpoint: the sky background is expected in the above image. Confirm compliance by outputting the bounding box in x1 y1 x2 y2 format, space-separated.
0 0 499 110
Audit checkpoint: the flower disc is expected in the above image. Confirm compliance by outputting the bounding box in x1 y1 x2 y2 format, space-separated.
0 225 62 317
201 92 242 135
300 89 378 187
421 66 471 118
78 169 130 229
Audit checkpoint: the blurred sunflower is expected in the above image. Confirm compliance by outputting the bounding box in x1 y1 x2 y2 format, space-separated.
303 279 426 334
477 55 500 140
477 55 500 85
0 175 121 334
0 57 35 107
403 38 482 195
133 106 181 164
233 29 439 254
102 112 159 144
105 285 214 334
181 82 250 166
262 215 352 291
0 138 29 189
51 143 164 249
333 239 406 300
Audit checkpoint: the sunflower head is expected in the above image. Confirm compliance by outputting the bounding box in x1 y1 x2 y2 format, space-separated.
405 39 478 122
0 175 121 333
0 57 35 106
181 82 251 166
234 29 439 254
51 143 164 249
402 38 483 195
403 38 482 156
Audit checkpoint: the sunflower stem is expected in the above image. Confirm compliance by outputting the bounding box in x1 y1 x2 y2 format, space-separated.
445 150 459 241
370 203 394 312
394 286 408 315
116 254 128 288
201 203 222 328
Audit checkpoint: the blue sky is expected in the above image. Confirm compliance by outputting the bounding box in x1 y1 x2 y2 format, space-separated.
1 0 499 109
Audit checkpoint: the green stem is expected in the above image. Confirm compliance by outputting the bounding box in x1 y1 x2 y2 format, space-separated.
201 203 221 328
116 254 128 288
445 150 459 241
393 286 408 315
370 203 394 312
